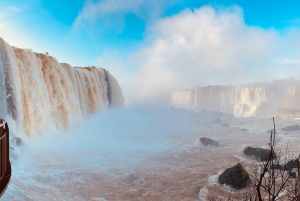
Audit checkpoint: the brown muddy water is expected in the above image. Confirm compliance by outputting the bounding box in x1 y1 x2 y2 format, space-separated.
3 113 300 201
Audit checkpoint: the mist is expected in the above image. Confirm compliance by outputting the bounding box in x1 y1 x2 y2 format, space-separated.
4 106 205 200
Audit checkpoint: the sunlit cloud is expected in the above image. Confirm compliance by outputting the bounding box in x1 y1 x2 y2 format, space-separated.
73 0 172 30
100 6 296 105
280 58 300 64
0 5 23 43
7 6 21 12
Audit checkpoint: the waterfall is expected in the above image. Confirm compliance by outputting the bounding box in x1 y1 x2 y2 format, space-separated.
171 86 267 117
0 38 124 136
171 90 193 109
230 87 266 117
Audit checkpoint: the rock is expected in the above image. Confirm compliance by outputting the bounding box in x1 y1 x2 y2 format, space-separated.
222 124 229 127
281 124 300 131
196 110 234 125
275 138 281 144
266 129 278 134
199 110 234 119
218 163 250 190
284 159 300 171
244 146 276 161
9 147 18 160
12 137 22 146
209 118 221 124
200 137 219 147
287 171 296 178
270 164 284 171
240 128 248 131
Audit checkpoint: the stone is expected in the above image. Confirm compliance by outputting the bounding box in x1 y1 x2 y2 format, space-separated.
218 163 250 190
270 164 284 171
287 171 296 178
209 118 221 124
12 137 22 146
281 124 300 131
266 129 278 134
284 159 300 171
244 146 276 161
199 137 219 147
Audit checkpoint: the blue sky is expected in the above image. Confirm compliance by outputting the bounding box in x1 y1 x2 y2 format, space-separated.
1 0 300 103
1 0 300 65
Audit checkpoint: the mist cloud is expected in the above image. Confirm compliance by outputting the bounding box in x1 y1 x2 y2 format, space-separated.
98 6 300 105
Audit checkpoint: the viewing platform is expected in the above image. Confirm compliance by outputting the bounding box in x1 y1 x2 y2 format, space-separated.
0 119 11 197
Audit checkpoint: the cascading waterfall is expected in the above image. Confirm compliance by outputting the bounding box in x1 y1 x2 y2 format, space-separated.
0 38 124 137
171 90 193 109
171 86 267 117
229 87 266 117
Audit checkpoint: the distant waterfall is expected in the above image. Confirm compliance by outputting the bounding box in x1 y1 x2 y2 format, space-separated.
171 90 193 109
0 38 124 136
171 86 267 117
230 87 266 117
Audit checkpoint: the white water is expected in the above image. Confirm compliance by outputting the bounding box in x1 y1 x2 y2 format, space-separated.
171 90 193 110
3 108 199 200
0 37 125 199
0 38 124 137
230 87 266 117
171 86 267 117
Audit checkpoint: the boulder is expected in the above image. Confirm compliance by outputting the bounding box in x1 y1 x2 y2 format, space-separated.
200 137 219 147
281 124 300 131
270 164 284 171
244 146 276 161
266 129 278 134
209 118 221 124
287 171 296 178
218 163 250 190
12 137 22 146
284 159 300 171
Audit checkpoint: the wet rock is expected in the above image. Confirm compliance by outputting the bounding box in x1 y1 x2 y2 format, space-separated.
270 164 284 171
287 171 296 178
244 146 276 161
284 159 300 171
12 137 22 146
218 163 250 190
9 147 18 160
200 137 219 147
281 124 300 131
199 110 234 119
209 118 221 124
266 129 278 134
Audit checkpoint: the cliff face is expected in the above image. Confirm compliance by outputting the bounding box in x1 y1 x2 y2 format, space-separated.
0 38 124 136
171 79 300 117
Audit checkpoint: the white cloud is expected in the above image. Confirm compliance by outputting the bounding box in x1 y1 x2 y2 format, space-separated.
0 6 14 30
0 5 27 46
100 6 294 105
74 0 173 29
280 59 300 65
